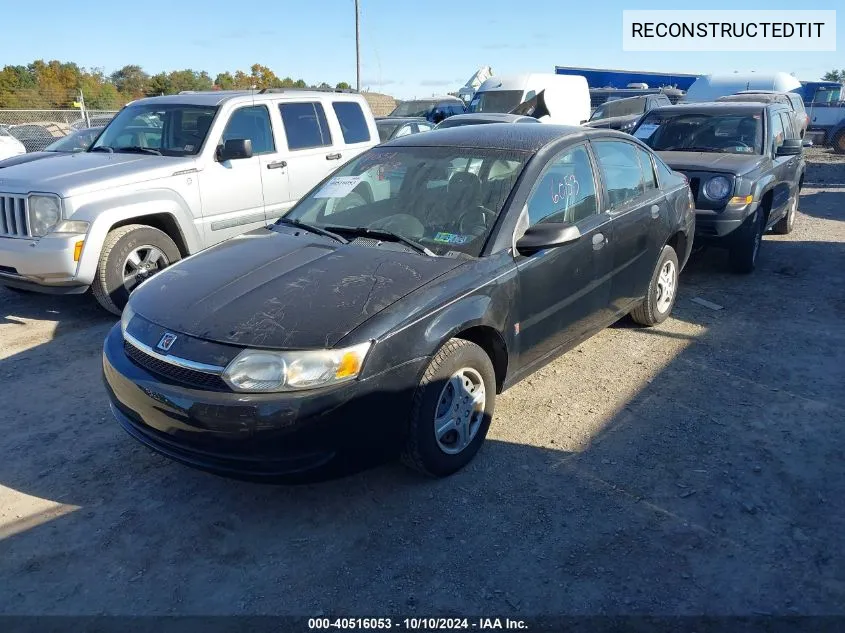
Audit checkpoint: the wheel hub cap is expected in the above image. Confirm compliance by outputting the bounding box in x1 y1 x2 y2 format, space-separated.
434 368 486 455
123 246 169 291
655 260 676 314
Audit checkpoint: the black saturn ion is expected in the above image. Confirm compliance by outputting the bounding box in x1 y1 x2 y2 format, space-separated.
103 124 694 480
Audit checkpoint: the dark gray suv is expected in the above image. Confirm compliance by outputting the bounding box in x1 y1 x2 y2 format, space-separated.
632 102 806 273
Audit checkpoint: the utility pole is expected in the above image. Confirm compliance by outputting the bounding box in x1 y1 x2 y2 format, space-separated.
355 0 361 91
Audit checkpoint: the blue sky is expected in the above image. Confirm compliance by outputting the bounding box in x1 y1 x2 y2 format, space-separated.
3 0 841 98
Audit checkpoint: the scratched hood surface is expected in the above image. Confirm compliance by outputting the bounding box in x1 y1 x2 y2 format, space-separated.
130 227 464 349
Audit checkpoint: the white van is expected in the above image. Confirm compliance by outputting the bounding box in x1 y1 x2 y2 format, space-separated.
683 73 802 103
468 73 591 126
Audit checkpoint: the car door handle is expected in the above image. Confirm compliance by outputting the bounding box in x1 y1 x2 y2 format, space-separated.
326 153 342 161
266 160 287 169
650 204 660 219
592 233 607 250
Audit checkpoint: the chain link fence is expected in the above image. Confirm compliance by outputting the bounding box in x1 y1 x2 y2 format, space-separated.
0 109 118 152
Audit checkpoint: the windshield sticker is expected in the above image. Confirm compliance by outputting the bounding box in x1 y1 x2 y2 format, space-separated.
314 176 365 199
433 232 472 245
634 123 659 139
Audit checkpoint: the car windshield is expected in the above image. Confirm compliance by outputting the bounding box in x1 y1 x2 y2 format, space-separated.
90 104 218 156
634 112 763 154
391 101 437 117
281 146 529 257
468 90 524 113
45 128 101 152
590 98 646 121
376 120 403 141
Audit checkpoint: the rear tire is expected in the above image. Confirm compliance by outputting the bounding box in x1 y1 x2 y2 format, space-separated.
91 224 181 315
772 193 797 235
402 339 496 478
630 245 679 326
729 208 764 274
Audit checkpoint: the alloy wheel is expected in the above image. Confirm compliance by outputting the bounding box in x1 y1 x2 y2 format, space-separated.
123 245 170 292
655 259 677 314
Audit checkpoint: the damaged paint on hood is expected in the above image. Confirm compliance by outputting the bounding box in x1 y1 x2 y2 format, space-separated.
130 228 466 349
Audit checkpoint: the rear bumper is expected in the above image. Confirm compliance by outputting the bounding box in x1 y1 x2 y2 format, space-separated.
0 233 89 291
102 324 427 480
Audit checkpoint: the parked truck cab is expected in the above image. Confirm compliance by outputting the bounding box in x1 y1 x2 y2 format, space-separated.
468 73 591 126
0 89 380 313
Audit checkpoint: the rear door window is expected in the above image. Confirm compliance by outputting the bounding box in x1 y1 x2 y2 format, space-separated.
592 140 646 210
769 111 785 152
331 101 371 144
635 147 658 192
779 112 796 140
279 102 332 150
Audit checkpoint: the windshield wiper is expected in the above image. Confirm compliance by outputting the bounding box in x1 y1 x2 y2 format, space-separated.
325 226 436 257
275 217 348 244
115 146 162 156
89 145 113 153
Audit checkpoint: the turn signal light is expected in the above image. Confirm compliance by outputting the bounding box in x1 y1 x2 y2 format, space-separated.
729 195 753 205
73 240 84 262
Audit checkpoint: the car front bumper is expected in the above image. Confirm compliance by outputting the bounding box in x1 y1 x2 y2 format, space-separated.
102 324 427 480
0 233 89 292
693 201 759 239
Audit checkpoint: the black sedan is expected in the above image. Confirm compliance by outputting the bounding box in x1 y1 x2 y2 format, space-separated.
103 124 694 480
0 127 103 169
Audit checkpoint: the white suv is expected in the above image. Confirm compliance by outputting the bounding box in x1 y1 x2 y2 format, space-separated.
0 89 379 313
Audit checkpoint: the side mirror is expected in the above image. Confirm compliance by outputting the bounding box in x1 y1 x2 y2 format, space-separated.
516 222 581 255
777 139 802 156
217 138 253 161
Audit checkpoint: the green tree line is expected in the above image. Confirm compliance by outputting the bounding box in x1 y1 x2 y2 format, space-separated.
0 60 352 109
822 69 845 83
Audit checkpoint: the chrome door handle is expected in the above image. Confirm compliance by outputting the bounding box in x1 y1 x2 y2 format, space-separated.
650 204 660 219
267 160 287 169
326 153 342 161
592 233 607 250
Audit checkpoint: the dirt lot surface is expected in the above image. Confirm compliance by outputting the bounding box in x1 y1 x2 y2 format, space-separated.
1 150 843 616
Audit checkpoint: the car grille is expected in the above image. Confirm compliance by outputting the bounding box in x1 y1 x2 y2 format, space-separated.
0 195 30 238
123 339 230 391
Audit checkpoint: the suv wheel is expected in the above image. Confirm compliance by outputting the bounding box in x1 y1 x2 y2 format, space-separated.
402 339 496 478
92 224 181 315
834 131 845 155
630 245 679 326
772 193 798 235
729 208 764 274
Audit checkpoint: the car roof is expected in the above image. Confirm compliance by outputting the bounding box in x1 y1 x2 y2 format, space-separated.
381 123 633 151
651 102 778 115
442 113 533 124
375 117 427 124
126 89 363 107
718 94 785 103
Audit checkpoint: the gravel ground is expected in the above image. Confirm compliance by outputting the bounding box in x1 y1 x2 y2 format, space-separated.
1 152 844 616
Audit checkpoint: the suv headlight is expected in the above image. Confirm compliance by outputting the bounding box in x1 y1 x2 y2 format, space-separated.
28 194 62 236
702 176 732 201
222 341 372 393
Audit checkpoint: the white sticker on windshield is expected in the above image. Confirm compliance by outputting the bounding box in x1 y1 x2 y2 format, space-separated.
634 123 659 139
313 176 364 198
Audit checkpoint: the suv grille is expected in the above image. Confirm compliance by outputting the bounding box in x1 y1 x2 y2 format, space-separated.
0 195 30 238
124 339 229 391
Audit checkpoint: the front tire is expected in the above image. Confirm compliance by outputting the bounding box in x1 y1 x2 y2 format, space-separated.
630 245 679 326
92 224 181 315
729 207 764 274
772 193 797 235
402 339 496 478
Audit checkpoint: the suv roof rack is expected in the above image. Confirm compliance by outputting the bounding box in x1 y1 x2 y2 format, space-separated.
258 87 358 94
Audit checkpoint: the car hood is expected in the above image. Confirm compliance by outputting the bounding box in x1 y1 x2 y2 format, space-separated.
131 228 466 349
0 152 59 169
655 151 763 175
0 151 196 196
584 114 639 129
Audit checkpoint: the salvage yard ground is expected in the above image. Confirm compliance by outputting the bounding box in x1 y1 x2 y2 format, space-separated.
1 148 843 615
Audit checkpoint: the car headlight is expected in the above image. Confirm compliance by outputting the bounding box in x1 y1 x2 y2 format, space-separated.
702 176 732 201
120 302 135 334
27 194 62 236
222 341 372 393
